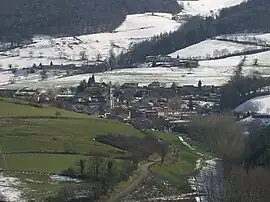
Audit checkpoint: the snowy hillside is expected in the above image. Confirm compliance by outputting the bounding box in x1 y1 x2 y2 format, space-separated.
0 0 268 90
2 47 270 89
235 95 270 115
2 66 235 89
177 0 246 16
169 39 262 59
0 13 180 70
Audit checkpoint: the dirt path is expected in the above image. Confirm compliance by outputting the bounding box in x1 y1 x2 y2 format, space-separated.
106 160 158 202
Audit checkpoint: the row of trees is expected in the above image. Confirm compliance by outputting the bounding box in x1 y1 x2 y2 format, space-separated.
46 156 138 202
220 70 270 110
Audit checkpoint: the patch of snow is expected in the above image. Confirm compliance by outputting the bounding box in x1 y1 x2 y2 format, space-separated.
216 33 270 46
239 115 270 127
0 71 14 85
1 65 235 89
178 0 246 16
234 95 270 114
50 175 82 183
25 179 43 184
178 136 195 151
0 173 24 202
169 39 262 59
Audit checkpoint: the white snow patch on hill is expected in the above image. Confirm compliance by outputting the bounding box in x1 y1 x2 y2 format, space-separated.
244 51 270 66
199 51 270 68
169 39 261 59
0 13 180 70
216 33 270 46
3 66 236 89
235 95 270 114
178 0 246 16
199 55 243 67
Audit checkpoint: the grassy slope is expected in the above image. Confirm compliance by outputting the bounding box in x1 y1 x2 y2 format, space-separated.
0 98 144 173
148 131 199 183
0 98 90 118
0 98 201 201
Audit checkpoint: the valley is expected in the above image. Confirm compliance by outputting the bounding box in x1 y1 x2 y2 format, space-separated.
1 0 270 201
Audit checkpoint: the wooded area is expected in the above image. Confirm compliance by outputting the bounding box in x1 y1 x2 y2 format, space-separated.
0 0 181 42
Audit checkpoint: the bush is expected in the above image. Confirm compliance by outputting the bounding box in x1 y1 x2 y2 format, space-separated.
188 114 246 159
61 168 76 178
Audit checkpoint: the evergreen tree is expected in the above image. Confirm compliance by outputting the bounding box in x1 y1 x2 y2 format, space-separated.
108 49 117 70
171 82 178 92
87 75 95 86
198 80 202 88
77 79 87 92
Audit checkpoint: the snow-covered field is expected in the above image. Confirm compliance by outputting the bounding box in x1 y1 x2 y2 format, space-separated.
235 95 270 114
216 33 270 46
2 39 270 89
0 13 180 70
0 66 235 89
0 173 23 202
178 0 246 16
169 39 262 59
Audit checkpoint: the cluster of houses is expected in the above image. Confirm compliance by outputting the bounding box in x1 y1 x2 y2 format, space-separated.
145 55 199 68
0 77 221 131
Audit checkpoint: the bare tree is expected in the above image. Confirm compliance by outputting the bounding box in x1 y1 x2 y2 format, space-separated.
78 159 87 176
55 111 61 118
89 156 104 179
79 50 87 61
160 142 169 164
253 58 258 66
194 165 270 202
58 50 64 59
213 49 220 58
96 53 102 61
188 114 246 159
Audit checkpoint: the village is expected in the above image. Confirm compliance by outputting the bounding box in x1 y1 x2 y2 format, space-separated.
0 73 221 133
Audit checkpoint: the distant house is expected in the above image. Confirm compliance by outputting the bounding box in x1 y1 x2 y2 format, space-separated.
14 89 37 100
145 109 158 119
129 108 145 119
55 94 75 101
169 119 190 127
